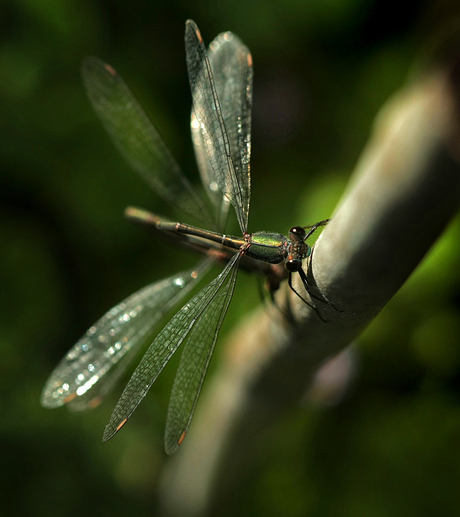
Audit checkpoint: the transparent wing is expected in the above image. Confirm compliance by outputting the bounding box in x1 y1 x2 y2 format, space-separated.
81 57 215 229
103 252 241 442
191 113 229 227
164 251 239 454
209 30 253 220
191 30 253 231
185 20 251 233
41 260 213 411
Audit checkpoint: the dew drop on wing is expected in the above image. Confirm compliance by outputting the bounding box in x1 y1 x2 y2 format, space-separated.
174 277 185 287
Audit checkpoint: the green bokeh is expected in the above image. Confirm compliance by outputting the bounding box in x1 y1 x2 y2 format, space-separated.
2 0 460 515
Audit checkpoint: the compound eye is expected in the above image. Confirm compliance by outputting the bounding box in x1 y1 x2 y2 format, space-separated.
285 258 301 272
289 226 306 240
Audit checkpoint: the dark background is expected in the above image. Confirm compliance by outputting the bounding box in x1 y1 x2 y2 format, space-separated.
2 0 460 515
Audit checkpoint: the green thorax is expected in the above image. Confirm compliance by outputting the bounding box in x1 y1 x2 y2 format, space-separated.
245 231 288 264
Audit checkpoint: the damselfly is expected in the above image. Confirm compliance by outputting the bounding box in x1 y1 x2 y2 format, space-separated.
41 20 329 454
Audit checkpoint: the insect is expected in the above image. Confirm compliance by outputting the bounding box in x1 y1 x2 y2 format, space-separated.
41 20 329 454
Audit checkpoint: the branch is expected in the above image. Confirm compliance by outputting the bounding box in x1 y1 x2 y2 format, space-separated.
159 64 460 516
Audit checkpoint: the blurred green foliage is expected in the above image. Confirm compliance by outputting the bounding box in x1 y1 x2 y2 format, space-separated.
2 0 460 515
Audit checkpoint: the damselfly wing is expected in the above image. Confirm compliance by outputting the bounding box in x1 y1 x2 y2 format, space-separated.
41 20 328 454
